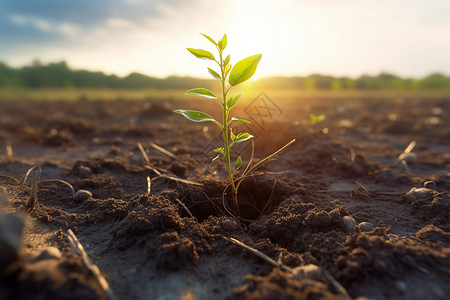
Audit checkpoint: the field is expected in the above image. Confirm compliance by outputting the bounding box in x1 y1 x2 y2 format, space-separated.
0 90 449 299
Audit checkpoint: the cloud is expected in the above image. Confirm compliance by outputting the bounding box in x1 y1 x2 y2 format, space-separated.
1 0 189 40
1 0 181 25
9 14 80 37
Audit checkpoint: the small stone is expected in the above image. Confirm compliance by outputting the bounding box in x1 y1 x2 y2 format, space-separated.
74 190 92 201
404 188 433 201
396 281 407 293
359 222 375 232
0 214 24 269
374 260 388 274
403 153 418 164
222 219 239 232
292 264 322 281
29 247 62 262
343 216 356 232
78 166 92 176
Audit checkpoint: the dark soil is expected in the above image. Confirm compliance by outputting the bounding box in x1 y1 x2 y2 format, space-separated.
0 94 449 300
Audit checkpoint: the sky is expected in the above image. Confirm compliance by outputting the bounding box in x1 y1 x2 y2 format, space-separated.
0 0 449 79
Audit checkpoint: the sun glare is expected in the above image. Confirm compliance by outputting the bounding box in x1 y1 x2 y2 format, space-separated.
223 0 324 79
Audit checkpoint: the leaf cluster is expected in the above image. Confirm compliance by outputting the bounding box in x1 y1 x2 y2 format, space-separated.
175 33 262 170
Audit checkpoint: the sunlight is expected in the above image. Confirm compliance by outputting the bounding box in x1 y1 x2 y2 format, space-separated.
224 0 332 78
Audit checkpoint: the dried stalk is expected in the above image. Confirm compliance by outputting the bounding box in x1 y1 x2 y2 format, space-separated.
67 229 117 300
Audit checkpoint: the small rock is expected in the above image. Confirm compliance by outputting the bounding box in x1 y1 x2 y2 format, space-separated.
374 260 388 274
404 188 433 201
0 214 24 269
222 219 239 232
402 153 418 164
343 216 356 232
396 280 407 293
359 222 375 232
292 264 323 281
74 190 92 201
78 166 92 176
29 247 62 262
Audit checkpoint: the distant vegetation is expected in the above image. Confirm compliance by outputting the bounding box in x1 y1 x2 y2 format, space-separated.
1 60 450 90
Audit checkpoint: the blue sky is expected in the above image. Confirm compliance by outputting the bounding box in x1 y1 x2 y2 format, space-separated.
1 0 449 78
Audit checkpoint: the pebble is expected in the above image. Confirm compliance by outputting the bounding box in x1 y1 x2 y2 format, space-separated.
292 264 322 281
74 190 92 201
29 247 62 262
402 153 418 164
0 214 24 269
359 222 375 232
78 166 92 176
343 216 356 232
396 281 407 293
222 219 239 232
404 188 432 201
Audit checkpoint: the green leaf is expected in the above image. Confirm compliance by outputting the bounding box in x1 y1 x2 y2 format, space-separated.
185 88 217 100
230 128 236 141
230 117 251 124
187 48 215 60
224 55 230 66
235 156 242 170
310 114 325 123
214 147 224 153
229 54 262 86
218 34 227 50
227 94 242 109
174 109 221 128
200 33 217 46
207 68 221 80
235 133 253 143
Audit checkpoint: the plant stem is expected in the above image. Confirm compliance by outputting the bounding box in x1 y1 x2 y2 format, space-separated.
219 48 239 215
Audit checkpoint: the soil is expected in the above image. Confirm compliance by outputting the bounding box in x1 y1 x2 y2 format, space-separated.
0 94 449 300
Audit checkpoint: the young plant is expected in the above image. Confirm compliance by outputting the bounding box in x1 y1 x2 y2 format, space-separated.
174 33 294 216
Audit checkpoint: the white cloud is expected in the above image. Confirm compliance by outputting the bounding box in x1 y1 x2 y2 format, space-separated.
9 14 80 37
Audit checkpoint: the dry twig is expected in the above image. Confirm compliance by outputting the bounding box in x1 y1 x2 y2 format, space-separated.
26 167 41 212
66 229 117 300
149 142 180 161
224 236 292 272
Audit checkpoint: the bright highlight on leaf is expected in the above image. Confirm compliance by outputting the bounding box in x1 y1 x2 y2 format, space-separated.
208 68 221 80
173 109 222 128
187 48 215 60
230 117 250 124
200 33 217 46
235 133 253 143
185 88 217 100
229 54 262 86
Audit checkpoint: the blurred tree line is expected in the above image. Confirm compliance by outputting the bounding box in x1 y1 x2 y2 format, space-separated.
1 60 449 90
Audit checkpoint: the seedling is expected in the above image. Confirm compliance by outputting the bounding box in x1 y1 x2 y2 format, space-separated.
310 113 325 124
175 33 294 216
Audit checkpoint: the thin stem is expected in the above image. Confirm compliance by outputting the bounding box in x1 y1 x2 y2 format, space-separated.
219 48 239 215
